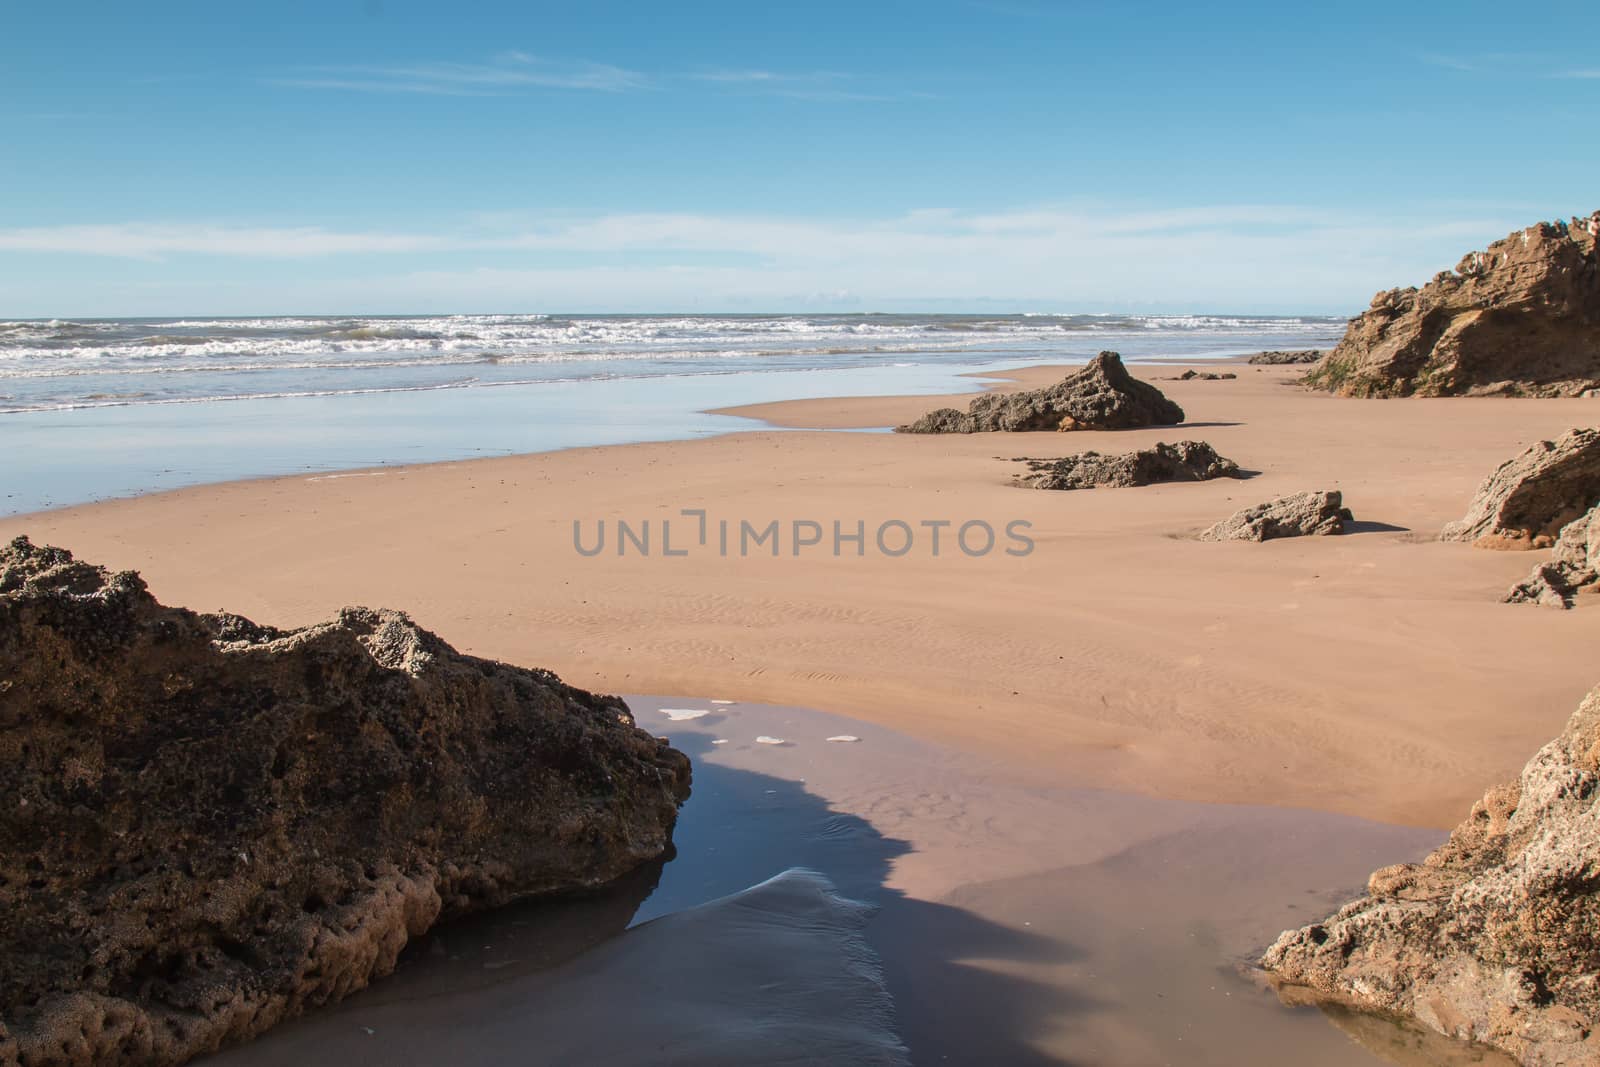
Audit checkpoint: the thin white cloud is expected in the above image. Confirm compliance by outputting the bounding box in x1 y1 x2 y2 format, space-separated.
268 57 925 101
0 207 1521 271
687 68 928 101
1420 53 1475 72
1422 52 1598 79
0 204 1536 316
270 57 648 95
0 224 448 259
268 78 501 97
690 69 849 84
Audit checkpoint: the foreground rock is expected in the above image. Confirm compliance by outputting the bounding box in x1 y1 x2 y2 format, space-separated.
1305 212 1600 397
1248 350 1325 365
0 537 691 1067
1506 503 1600 607
1260 684 1600 1066
1439 428 1600 548
1014 441 1241 490
1199 491 1352 541
897 351 1184 433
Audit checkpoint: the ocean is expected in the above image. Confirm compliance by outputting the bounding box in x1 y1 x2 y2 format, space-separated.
0 313 1343 514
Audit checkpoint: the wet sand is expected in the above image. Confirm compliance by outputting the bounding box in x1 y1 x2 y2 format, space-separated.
6 362 1598 828
203 699 1511 1066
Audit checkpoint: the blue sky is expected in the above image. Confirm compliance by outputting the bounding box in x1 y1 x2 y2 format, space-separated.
2 0 1596 316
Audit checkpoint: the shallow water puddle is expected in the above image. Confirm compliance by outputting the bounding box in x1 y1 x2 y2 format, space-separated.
204 697 1514 1067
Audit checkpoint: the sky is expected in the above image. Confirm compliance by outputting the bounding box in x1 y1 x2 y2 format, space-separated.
1 0 1596 316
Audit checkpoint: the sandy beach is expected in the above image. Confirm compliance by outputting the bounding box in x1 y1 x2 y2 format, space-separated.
6 362 1596 831
12 7 1600 1061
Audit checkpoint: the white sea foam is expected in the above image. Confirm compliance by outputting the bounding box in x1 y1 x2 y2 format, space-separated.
658 708 710 721
0 313 1346 414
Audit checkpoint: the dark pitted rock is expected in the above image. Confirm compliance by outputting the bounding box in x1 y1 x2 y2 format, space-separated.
1506 503 1600 608
1199 490 1352 542
0 536 690 1067
1013 441 1241 490
1260 684 1600 1067
1248 350 1325 365
1439 428 1600 548
897 351 1184 433
1306 212 1600 397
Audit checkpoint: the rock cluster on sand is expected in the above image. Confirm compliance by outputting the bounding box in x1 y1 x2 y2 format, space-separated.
1506 503 1600 608
1305 212 1600 397
1260 684 1600 1067
0 537 691 1067
1199 490 1352 542
1013 441 1240 490
1168 370 1237 381
1439 428 1600 548
897 351 1184 433
1248 350 1325 365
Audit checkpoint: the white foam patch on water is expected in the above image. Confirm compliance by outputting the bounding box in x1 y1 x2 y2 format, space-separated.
755 735 787 745
658 708 710 721
305 471 388 482
827 735 862 743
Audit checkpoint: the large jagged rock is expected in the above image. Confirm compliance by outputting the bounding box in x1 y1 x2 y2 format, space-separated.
1260 684 1600 1066
1306 212 1600 397
1199 490 1352 542
0 537 691 1067
1506 504 1600 608
1439 429 1600 548
897 351 1184 433
1013 441 1241 490
1248 350 1325 365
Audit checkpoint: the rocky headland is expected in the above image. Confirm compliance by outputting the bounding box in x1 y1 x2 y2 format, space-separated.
898 351 1184 433
1306 213 1600 398
0 537 691 1067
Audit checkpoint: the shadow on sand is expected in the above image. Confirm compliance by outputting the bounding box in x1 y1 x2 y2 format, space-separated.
200 730 1085 1066
1344 519 1412 535
636 730 1093 1066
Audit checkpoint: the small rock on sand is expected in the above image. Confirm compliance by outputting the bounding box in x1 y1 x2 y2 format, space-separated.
1014 441 1242 491
1199 490 1353 541
1247 350 1324 365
